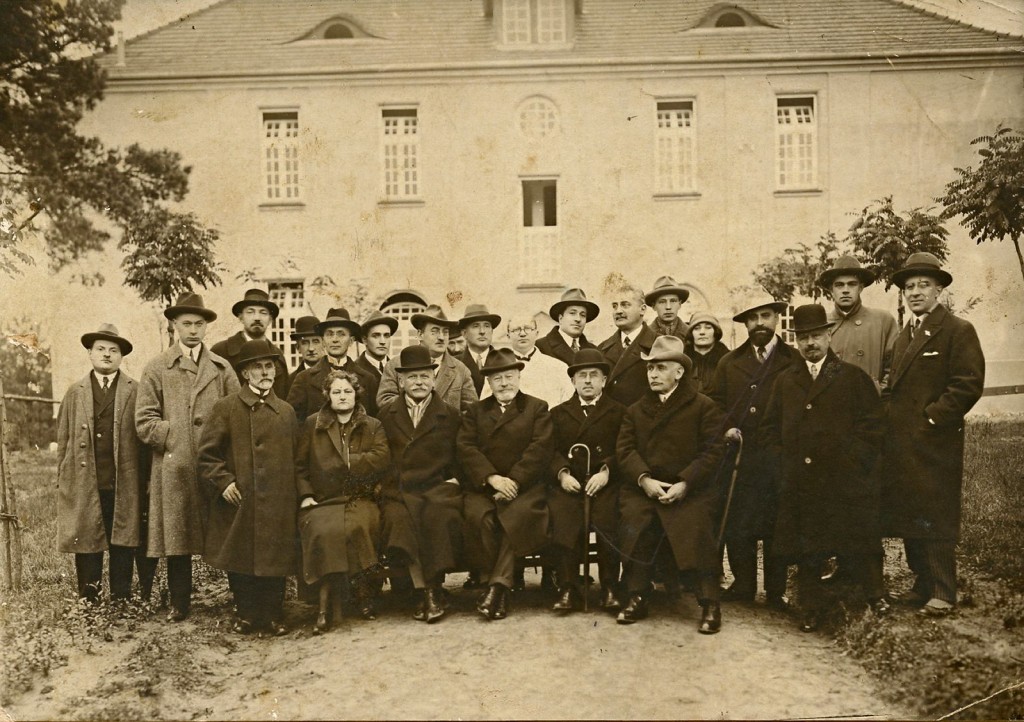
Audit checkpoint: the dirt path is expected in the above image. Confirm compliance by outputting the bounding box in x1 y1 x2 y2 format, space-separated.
5 572 908 720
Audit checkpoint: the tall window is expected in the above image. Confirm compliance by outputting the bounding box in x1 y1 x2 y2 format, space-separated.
267 280 305 368
381 108 420 200
776 96 817 190
501 0 568 45
262 111 300 202
519 179 560 285
655 100 696 194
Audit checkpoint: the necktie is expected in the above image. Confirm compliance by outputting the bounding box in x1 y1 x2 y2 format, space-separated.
476 353 485 368
756 346 766 364
910 317 921 339
101 376 110 394
809 364 818 380
499 403 507 414
379 360 385 374
622 335 630 350
581 403 592 416
571 339 580 353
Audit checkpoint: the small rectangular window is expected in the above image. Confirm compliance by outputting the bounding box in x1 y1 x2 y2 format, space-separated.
655 100 696 194
519 179 560 285
776 96 817 190
262 111 300 202
381 108 420 200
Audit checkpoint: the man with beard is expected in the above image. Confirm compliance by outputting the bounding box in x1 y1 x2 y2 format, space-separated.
685 313 730 395
645 276 690 340
283 315 322 398
709 295 797 610
457 304 502 396
212 288 289 400
597 282 658 407
536 288 599 366
355 310 398 411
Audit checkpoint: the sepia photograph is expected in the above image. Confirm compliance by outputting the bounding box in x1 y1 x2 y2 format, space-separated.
1 0 1023 718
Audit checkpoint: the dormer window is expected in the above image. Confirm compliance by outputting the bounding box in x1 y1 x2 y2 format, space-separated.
693 4 775 30
495 0 574 47
323 23 354 40
715 12 746 28
293 16 377 42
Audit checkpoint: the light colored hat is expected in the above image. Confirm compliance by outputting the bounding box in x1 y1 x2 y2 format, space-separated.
411 304 459 331
732 294 788 323
458 303 502 329
640 335 693 374
644 276 690 305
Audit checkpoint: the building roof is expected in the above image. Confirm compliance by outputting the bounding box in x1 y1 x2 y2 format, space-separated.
102 0 1023 80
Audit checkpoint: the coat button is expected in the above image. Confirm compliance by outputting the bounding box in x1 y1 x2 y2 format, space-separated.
857 350 864 356
855 320 863 326
80 461 87 467
80 442 86 448
750 384 757 390
749 406 757 414
805 403 812 410
804 457 812 464
194 418 203 426
96 432 102 438
81 424 87 429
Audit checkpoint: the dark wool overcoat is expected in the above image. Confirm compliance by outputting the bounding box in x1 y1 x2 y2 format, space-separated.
378 392 464 582
685 340 730 395
57 372 145 552
296 405 391 502
547 393 626 550
458 393 554 558
211 331 290 401
617 381 726 571
286 355 378 423
197 387 299 576
136 344 240 557
457 345 496 396
761 351 885 560
597 323 658 407
707 336 798 538
535 327 597 366
354 354 386 416
881 304 985 541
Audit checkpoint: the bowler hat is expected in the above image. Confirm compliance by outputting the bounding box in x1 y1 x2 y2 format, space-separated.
732 294 789 323
790 304 835 334
290 316 321 340
231 288 279 319
458 304 502 329
566 348 611 378
410 304 459 331
315 308 362 339
644 276 691 306
235 338 282 369
549 288 600 322
360 310 399 336
481 348 525 376
641 335 693 375
164 292 217 322
81 323 133 356
395 345 439 373
891 252 953 288
816 255 875 289
687 312 723 342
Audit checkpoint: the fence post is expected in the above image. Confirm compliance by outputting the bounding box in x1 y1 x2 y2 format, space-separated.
0 376 23 592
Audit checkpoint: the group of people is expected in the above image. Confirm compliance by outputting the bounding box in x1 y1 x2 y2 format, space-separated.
55 251 985 637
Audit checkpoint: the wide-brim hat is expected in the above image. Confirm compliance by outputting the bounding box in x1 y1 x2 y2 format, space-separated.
411 304 459 331
290 315 321 340
549 288 600 321
458 303 502 329
481 348 525 376
315 308 362 338
791 304 835 334
644 276 691 306
891 252 953 288
640 335 693 374
164 292 217 322
687 312 723 341
566 348 611 378
236 338 283 368
395 345 439 373
81 323 133 355
231 288 279 318
360 310 399 336
817 255 876 289
732 295 789 323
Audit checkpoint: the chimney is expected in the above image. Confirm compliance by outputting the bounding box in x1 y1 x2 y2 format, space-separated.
116 31 126 66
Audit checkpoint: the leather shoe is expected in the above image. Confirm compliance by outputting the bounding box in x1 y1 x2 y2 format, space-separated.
917 599 955 618
412 598 427 622
425 587 446 624
616 594 649 624
869 597 893 617
766 594 790 612
720 585 755 603
799 612 820 632
698 603 721 634
477 585 500 618
490 585 509 620
599 586 622 612
893 589 928 606
313 611 329 634
552 587 581 613
167 607 188 622
268 620 288 637
231 618 252 635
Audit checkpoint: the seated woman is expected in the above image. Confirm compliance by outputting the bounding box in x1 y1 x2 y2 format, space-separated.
296 370 391 633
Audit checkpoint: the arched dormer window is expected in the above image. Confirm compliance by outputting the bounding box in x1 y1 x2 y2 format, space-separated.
693 4 776 30
715 12 746 27
292 16 378 42
323 23 354 39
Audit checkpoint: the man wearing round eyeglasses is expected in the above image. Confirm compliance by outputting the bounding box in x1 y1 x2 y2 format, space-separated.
500 312 574 408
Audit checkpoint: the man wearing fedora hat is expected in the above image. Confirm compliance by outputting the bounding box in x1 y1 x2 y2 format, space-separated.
709 294 798 609
535 288 599 366
57 324 149 604
817 256 898 390
283 315 323 398
646 276 690 341
136 293 239 621
212 288 290 401
597 281 659 407
355 310 399 411
456 304 502 395
616 336 727 633
458 348 554 620
685 312 730 395
377 304 477 413
447 327 467 357
547 349 627 613
761 305 888 632
198 339 299 636
378 345 465 624
881 252 985 617
287 308 377 422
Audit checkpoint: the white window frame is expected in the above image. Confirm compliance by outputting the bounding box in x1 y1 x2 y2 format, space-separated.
381 299 426 356
498 0 571 46
266 279 305 369
518 176 561 287
261 110 301 204
654 99 697 195
380 106 421 202
775 96 818 191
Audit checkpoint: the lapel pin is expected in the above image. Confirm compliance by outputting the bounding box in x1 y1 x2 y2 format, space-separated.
924 330 931 337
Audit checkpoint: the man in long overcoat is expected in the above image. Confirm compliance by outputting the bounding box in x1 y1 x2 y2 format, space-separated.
57 324 147 603
378 345 464 623
597 282 658 407
136 293 239 621
198 339 299 635
458 348 554 620
536 288 599 365
616 336 726 633
283 315 322 399
211 288 289 400
547 349 626 613
881 253 985 617
708 295 797 608
761 305 887 632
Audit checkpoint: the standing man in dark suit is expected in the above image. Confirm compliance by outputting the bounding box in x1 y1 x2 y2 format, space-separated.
709 294 797 609
458 349 554 620
536 288 599 366
547 349 626 613
597 281 658 407
356 310 398 411
378 345 464 624
882 253 985 617
646 276 690 341
283 315 322 399
211 288 289 400
457 304 501 396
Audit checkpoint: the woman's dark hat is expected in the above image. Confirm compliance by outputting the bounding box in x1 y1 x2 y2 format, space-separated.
81 323 133 356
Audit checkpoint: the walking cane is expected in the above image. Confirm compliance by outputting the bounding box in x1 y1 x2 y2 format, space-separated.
568 443 592 611
717 434 744 552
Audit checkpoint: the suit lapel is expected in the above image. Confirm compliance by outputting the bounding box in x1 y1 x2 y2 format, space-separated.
412 394 443 441
435 354 456 398
78 375 95 439
112 375 131 461
192 345 221 399
489 394 521 435
389 399 416 443
805 352 839 402
611 325 653 381
890 306 946 387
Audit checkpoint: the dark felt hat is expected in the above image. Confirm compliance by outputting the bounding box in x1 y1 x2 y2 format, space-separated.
891 252 953 288
231 288 279 318
644 276 691 306
395 345 439 373
315 308 362 339
290 316 321 340
458 304 502 329
549 288 600 322
411 304 459 331
791 304 835 334
81 323 133 356
235 338 282 368
817 255 876 289
566 348 611 378
641 335 693 375
481 348 525 376
360 310 399 336
164 292 217 322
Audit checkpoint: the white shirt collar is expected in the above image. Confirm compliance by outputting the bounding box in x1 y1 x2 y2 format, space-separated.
658 385 677 404
93 370 118 385
806 359 824 377
558 329 581 349
754 335 778 358
363 351 387 368
580 393 601 407
621 326 641 346
179 342 200 363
